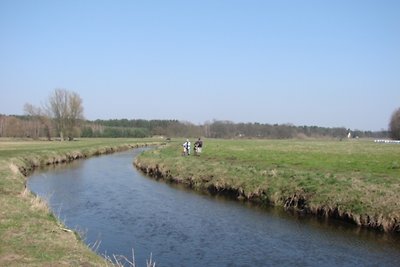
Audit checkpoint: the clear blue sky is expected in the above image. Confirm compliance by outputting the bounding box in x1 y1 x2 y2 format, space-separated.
1 0 399 131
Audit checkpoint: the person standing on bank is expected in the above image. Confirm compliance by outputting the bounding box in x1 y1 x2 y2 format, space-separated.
183 139 191 156
194 138 203 155
182 140 187 156
186 139 191 155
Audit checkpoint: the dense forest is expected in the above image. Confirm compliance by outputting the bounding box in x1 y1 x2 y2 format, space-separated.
0 114 388 140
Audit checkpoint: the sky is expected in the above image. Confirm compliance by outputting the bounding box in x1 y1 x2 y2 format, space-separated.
1 1 399 131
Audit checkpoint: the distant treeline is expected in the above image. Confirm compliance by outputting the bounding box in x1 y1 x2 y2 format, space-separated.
0 115 388 139
82 119 202 138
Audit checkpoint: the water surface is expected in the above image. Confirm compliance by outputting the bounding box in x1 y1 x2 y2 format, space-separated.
28 149 400 267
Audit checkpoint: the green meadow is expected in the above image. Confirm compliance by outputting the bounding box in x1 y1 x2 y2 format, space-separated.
1 137 399 266
0 138 159 266
136 138 400 231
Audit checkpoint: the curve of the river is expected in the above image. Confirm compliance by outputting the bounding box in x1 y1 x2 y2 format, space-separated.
28 148 400 267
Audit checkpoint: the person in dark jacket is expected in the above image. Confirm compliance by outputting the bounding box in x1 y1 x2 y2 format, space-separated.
194 138 203 156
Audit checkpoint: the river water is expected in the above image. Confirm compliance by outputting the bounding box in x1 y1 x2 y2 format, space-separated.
28 148 400 267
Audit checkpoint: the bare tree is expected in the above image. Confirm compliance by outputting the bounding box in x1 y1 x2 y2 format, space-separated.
389 107 400 140
0 115 5 137
46 89 84 140
24 103 53 140
4 116 23 137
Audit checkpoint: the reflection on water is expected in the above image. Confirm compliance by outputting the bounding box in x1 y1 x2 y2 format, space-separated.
28 149 400 267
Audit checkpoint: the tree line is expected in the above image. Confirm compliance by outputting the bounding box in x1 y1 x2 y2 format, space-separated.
0 115 388 140
1 88 397 140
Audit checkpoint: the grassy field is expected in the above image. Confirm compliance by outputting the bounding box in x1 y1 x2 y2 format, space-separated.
1 137 399 266
0 138 161 266
135 138 400 232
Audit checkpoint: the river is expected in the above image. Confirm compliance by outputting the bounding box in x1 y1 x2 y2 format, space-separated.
28 148 400 267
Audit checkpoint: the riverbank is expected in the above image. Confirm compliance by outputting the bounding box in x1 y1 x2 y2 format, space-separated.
0 138 161 266
135 139 400 233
